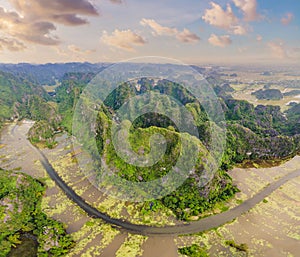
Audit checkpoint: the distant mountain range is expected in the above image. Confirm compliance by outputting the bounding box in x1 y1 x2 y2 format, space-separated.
0 62 109 86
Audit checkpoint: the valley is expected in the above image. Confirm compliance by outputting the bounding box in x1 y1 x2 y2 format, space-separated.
0 63 300 256
0 121 299 256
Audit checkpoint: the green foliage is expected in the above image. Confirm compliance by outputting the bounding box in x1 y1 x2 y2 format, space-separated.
55 72 94 132
0 71 61 145
162 174 239 220
251 89 283 100
178 244 209 257
283 90 300 97
285 103 300 135
28 120 58 148
225 240 248 252
0 71 48 124
95 79 239 221
104 125 182 182
0 169 73 256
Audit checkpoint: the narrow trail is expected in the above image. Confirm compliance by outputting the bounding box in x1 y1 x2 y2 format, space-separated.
11 123 300 236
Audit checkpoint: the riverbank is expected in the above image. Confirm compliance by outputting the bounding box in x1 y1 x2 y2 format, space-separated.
1 121 299 256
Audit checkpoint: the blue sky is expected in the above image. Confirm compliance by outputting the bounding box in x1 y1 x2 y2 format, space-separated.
0 0 299 64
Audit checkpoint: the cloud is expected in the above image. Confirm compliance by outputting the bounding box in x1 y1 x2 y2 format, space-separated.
233 0 259 21
109 0 123 4
202 3 238 30
208 34 232 47
0 7 60 45
232 25 247 35
141 19 177 36
281 13 294 25
256 34 262 42
9 0 99 25
176 29 200 43
101 29 146 51
68 44 95 54
267 41 287 59
0 0 99 51
202 2 247 35
0 38 26 51
141 19 200 43
51 14 89 26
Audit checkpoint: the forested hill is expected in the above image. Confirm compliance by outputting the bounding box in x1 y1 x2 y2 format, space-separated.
0 63 107 86
0 71 49 126
0 67 299 221
0 66 299 162
55 75 300 164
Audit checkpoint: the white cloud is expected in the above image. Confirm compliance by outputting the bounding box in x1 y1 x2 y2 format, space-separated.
233 0 259 21
232 25 247 35
0 0 99 51
140 18 200 43
68 44 95 54
267 41 287 59
0 37 26 51
208 34 232 47
176 28 200 43
256 34 262 42
281 13 294 25
140 19 177 36
9 0 99 25
202 2 237 30
110 0 123 4
202 2 247 35
101 29 146 51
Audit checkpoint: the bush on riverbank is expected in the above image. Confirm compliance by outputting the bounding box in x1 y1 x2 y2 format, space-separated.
178 244 209 257
0 169 74 256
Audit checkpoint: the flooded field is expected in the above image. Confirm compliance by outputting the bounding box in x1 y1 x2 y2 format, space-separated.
0 121 299 256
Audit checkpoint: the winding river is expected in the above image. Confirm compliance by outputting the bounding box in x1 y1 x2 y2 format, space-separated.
10 123 300 236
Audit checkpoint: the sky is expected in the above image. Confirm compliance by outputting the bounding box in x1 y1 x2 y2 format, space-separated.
0 0 299 64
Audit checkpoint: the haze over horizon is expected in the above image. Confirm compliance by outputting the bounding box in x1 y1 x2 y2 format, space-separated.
0 0 299 65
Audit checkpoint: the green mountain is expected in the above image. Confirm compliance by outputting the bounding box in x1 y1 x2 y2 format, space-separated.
57 74 300 167
251 88 283 100
0 71 61 147
1 67 299 221
0 71 47 126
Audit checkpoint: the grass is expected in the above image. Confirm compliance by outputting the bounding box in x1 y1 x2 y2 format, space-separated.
68 220 120 256
178 244 209 257
115 234 147 257
236 199 244 204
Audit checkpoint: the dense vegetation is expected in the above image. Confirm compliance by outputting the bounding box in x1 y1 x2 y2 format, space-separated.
178 244 209 257
0 71 48 127
0 63 106 86
1 65 299 222
283 89 300 97
251 88 283 100
0 169 74 256
285 102 300 135
53 74 300 220
94 79 238 220
225 240 248 252
0 71 61 146
220 98 300 168
55 72 95 132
